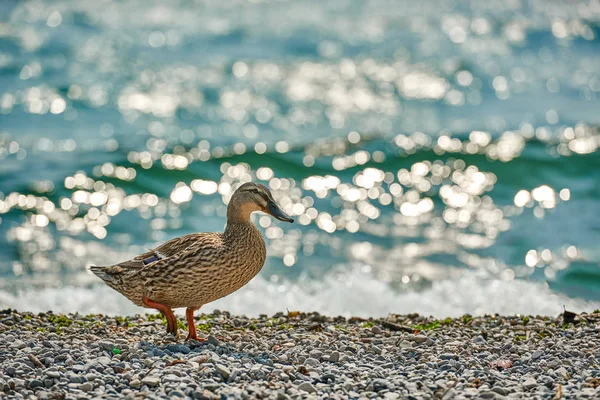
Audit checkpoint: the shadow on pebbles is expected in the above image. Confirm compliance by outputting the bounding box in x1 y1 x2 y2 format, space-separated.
1 309 600 399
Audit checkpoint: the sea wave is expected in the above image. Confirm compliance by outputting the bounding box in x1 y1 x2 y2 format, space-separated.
1 266 596 318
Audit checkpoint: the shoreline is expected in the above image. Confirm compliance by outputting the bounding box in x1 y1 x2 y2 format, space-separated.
1 309 599 399
3 272 600 319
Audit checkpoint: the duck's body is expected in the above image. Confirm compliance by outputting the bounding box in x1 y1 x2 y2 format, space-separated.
91 182 292 340
92 224 266 308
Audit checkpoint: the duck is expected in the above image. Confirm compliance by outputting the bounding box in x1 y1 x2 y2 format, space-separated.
90 182 294 341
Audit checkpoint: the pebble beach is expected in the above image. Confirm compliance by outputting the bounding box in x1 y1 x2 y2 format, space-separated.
1 309 600 399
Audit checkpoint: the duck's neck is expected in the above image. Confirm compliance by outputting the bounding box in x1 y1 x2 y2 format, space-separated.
223 216 267 278
223 217 260 241
224 202 264 241
226 201 255 224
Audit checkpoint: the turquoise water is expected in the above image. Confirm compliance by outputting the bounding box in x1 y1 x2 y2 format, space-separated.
1 0 600 316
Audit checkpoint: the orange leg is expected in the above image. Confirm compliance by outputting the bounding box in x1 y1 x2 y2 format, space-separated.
143 295 178 337
185 307 206 342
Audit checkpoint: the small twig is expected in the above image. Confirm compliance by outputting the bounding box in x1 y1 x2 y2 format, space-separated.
165 359 186 367
553 384 563 400
28 354 45 368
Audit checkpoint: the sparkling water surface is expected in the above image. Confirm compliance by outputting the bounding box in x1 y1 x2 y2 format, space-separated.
1 0 600 317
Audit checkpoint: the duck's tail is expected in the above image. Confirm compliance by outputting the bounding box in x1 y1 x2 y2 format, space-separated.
89 264 129 290
89 264 141 305
90 265 108 280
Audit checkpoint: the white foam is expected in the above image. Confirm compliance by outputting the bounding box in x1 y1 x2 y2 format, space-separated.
1 267 597 318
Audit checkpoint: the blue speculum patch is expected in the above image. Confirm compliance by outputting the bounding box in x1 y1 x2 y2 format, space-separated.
142 255 160 266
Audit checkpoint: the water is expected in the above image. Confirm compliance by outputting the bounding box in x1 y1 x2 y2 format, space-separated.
1 0 600 317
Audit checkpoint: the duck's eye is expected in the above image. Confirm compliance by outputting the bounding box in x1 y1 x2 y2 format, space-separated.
248 189 268 204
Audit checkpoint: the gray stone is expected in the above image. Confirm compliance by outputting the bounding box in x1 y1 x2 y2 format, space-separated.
372 378 393 392
440 353 456 360
328 351 340 363
304 358 319 367
531 350 544 360
178 345 191 354
79 382 93 392
129 379 141 388
99 341 114 351
72 364 87 372
46 370 60 379
11 340 26 349
309 350 323 359
556 367 570 380
28 379 43 389
491 386 509 396
408 335 428 343
142 375 161 387
297 382 317 393
96 356 111 366
522 377 537 390
215 364 231 379
228 368 240 383
85 373 98 381
207 335 220 346
277 391 291 400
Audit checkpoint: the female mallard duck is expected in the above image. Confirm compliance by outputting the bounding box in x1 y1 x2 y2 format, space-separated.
91 182 293 341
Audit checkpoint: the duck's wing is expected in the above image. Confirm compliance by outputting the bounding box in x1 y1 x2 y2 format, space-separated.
90 233 210 282
134 233 208 266
139 233 225 290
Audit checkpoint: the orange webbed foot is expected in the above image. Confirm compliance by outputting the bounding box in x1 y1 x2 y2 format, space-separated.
185 333 207 342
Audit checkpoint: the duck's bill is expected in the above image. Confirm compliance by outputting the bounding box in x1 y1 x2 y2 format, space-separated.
266 202 294 223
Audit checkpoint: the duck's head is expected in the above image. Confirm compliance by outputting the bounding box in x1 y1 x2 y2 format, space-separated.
228 182 294 223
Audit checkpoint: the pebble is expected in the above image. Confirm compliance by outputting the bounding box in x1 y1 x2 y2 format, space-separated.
531 350 544 360
96 356 111 366
522 377 537 390
328 351 340 362
491 386 509 396
141 375 161 387
297 382 317 393
27 379 43 389
556 367 570 380
46 370 60 379
129 379 141 388
207 335 220 346
304 358 319 367
372 378 393 391
408 334 429 343
215 364 231 379
1 310 598 399
440 353 456 360
473 336 487 343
